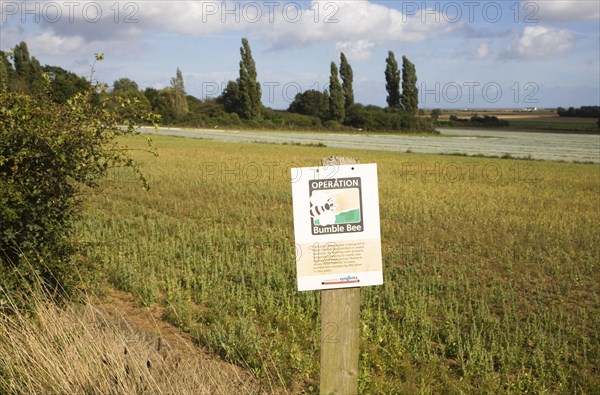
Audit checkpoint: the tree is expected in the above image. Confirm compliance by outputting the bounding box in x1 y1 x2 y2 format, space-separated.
43 65 90 103
328 62 345 122
12 42 30 80
237 38 262 120
170 68 188 118
222 80 240 114
0 54 7 92
153 87 178 123
0 51 16 90
385 51 401 108
431 109 442 124
288 89 328 118
113 77 139 92
5 43 90 100
0 55 159 297
144 87 159 108
12 42 45 93
401 55 419 116
339 52 354 110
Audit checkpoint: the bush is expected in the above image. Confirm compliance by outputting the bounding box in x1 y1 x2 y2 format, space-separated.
0 73 158 297
323 120 346 130
344 104 436 133
449 114 509 128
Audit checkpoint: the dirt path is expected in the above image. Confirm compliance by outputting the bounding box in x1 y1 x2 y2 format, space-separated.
96 290 276 394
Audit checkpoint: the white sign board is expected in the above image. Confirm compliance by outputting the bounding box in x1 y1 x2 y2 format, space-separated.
291 164 383 291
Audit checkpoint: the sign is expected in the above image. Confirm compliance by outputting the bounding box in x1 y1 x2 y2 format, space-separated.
291 163 383 291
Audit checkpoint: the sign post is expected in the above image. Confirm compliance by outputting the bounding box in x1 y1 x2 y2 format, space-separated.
291 157 383 394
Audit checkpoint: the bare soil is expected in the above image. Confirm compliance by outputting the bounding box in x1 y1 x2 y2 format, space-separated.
95 290 270 394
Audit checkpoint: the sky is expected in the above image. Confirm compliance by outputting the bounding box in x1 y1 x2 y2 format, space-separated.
1 0 599 109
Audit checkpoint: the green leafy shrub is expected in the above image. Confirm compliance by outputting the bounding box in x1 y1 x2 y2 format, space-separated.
0 71 158 297
344 104 437 133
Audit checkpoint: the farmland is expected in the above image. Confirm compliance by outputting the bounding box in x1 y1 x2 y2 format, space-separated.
439 109 599 134
140 125 600 163
78 135 599 393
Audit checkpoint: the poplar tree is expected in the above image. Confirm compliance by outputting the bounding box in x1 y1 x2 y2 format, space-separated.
0 55 7 92
12 42 44 93
237 38 261 120
385 51 401 108
0 51 14 91
339 52 354 110
328 62 345 122
401 55 419 116
13 42 30 80
170 67 188 118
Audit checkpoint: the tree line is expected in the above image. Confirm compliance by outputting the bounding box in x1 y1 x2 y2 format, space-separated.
557 106 599 118
284 50 425 132
1 40 433 133
1 42 90 102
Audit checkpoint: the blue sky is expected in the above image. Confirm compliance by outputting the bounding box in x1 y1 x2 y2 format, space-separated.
1 0 599 109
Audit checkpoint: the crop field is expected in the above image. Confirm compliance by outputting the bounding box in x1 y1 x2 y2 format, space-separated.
140 126 600 164
78 135 599 393
440 110 599 133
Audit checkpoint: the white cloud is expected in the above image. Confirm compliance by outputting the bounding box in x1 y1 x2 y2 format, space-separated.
24 31 86 55
507 26 573 59
335 40 375 61
530 0 600 22
0 27 87 55
251 1 450 57
476 43 490 60
3 1 451 59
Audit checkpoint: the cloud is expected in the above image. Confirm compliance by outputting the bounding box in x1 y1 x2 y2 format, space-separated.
335 40 375 61
506 26 573 59
530 0 600 22
0 27 86 55
144 0 447 43
476 43 490 60
251 1 451 58
3 1 451 59
453 24 512 40
22 31 86 55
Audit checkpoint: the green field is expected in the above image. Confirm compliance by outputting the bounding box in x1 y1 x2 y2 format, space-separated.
502 120 598 133
78 135 600 394
439 110 599 134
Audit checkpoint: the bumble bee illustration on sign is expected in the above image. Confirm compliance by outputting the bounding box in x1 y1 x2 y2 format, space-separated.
291 164 383 291
309 177 363 235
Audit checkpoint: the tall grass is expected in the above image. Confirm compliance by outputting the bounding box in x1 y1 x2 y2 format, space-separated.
0 286 264 394
78 135 600 393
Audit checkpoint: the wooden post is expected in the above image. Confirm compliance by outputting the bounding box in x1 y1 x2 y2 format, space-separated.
320 156 360 395
320 287 361 394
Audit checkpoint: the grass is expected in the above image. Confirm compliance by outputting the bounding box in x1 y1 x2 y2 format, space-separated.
77 135 599 393
505 120 598 133
0 287 264 395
